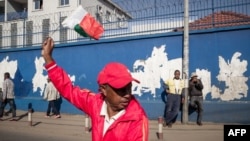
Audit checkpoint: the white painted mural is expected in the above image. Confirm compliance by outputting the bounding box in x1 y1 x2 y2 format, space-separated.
32 57 47 96
0 56 18 86
131 45 182 97
32 56 76 96
130 45 212 98
0 47 248 101
211 52 248 100
130 45 248 100
0 56 75 97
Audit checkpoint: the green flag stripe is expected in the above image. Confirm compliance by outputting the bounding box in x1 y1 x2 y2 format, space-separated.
74 24 89 37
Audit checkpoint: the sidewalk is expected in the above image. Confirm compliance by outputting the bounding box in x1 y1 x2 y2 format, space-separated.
0 110 224 141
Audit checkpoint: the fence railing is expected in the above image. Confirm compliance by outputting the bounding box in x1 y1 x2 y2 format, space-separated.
0 0 250 49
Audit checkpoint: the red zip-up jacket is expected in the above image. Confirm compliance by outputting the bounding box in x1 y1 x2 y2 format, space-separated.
45 61 149 141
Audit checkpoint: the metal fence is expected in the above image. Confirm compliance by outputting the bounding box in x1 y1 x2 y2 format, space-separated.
0 11 27 22
0 0 250 49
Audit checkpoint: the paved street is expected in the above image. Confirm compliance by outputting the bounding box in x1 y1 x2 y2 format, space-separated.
0 110 224 141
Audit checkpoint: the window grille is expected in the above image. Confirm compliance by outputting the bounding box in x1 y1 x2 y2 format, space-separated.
11 23 17 47
60 16 67 43
26 21 33 46
42 19 50 42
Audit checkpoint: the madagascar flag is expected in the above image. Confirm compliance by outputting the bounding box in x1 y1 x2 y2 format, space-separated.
62 5 104 40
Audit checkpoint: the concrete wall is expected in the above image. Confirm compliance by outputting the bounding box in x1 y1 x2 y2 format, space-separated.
0 25 250 124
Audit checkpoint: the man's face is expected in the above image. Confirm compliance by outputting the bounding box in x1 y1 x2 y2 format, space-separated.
192 76 198 82
4 74 8 80
174 71 180 79
104 83 132 112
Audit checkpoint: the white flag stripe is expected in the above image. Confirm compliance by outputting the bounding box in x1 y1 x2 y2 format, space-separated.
62 5 88 29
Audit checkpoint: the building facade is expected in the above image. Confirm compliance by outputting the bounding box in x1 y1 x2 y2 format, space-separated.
0 0 131 48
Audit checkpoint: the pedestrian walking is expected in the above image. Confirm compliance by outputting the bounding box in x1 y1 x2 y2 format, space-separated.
43 78 61 118
0 72 17 121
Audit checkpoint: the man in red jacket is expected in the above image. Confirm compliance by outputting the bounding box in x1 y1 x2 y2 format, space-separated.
41 37 148 141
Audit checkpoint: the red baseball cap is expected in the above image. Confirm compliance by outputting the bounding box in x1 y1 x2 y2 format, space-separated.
97 62 140 89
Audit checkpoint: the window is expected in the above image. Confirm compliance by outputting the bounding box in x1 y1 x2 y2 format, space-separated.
26 21 33 46
60 16 67 43
42 19 50 42
11 23 17 47
106 11 112 22
34 0 43 10
96 5 104 23
118 15 127 28
97 5 103 15
59 0 69 6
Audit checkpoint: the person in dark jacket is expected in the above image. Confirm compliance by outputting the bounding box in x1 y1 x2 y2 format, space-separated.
188 72 204 126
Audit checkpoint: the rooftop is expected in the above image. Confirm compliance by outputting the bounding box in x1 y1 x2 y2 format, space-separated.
189 11 250 30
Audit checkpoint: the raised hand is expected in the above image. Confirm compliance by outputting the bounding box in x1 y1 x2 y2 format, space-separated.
41 37 55 64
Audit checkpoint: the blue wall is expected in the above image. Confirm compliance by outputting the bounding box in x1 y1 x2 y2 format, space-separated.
1 26 250 124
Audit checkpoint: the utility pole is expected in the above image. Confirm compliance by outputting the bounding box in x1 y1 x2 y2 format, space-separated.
4 0 7 21
182 0 189 124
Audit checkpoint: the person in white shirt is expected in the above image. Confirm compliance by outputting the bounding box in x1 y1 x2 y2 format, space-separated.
43 78 61 118
0 72 17 121
163 70 185 127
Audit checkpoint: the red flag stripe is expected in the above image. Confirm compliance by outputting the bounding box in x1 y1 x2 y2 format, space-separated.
79 13 104 40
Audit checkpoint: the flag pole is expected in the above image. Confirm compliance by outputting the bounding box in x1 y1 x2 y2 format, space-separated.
49 24 60 37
